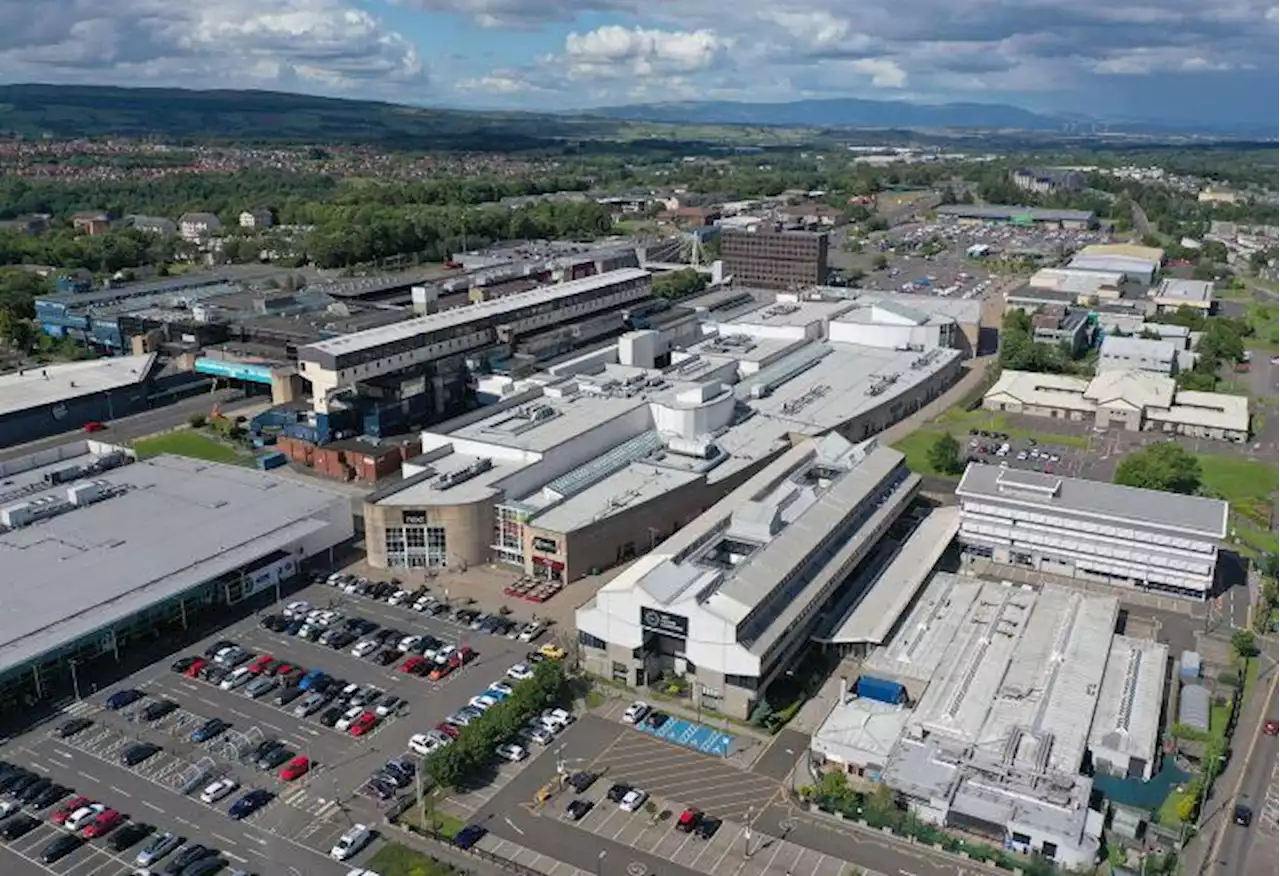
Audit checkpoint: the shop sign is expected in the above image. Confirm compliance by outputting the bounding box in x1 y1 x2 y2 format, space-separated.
532 536 559 553
640 607 688 638
403 510 427 525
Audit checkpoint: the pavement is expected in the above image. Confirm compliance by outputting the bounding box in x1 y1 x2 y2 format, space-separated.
0 387 255 460
0 575 548 876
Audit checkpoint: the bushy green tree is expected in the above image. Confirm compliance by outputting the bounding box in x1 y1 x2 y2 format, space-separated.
927 433 962 475
1114 443 1202 494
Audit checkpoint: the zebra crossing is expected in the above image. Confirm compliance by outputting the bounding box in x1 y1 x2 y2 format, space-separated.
1261 768 1278 834
278 783 343 819
58 700 101 719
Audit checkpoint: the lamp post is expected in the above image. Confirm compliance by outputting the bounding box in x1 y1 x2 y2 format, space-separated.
744 805 753 857
595 849 606 876
69 659 81 701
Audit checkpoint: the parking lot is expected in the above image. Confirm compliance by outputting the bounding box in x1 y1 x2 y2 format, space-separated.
0 572 556 875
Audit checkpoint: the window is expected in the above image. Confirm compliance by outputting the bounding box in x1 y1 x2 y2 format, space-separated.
726 674 757 691
579 631 606 650
384 524 448 568
611 662 629 683
493 505 526 566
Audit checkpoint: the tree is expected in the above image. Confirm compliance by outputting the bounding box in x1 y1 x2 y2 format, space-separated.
1231 630 1259 659
651 268 707 301
1114 443 1201 494
927 433 962 475
871 254 889 271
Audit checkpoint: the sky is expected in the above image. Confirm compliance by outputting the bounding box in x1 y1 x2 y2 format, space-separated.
0 0 1276 128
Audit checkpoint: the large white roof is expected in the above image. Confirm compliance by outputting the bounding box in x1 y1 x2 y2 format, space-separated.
0 353 156 418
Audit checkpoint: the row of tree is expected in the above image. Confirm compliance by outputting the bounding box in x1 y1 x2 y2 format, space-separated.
422 660 566 790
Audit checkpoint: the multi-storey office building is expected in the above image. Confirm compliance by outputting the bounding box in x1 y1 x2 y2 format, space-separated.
956 464 1228 599
720 229 828 290
575 435 919 718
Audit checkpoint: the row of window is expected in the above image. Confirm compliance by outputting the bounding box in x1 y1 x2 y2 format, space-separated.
962 500 1214 552
384 525 449 568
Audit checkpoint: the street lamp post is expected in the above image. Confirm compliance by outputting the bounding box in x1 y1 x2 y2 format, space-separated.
69 659 81 701
595 849 606 876
744 805 753 857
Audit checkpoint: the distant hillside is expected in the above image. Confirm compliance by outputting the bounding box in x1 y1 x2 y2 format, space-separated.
0 84 619 149
587 97 1071 131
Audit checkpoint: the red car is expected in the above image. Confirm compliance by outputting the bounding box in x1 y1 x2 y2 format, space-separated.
427 663 453 681
246 654 274 674
51 796 91 825
676 808 702 833
184 658 209 678
399 656 427 675
83 422 106 433
1264 719 1279 736
348 712 378 737
271 662 296 677
82 809 126 838
436 721 460 739
279 756 311 781
449 646 477 668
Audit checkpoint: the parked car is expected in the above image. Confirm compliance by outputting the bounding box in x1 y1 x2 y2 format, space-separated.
676 808 703 832
81 808 126 838
694 815 723 840
106 689 144 710
619 789 648 812
329 823 372 860
66 803 107 831
622 701 650 724
567 771 598 794
228 790 273 820
506 663 534 681
565 799 594 821
57 718 94 738
453 824 487 850
40 833 85 863
51 796 91 825
280 757 311 781
257 746 293 771
107 821 153 851
135 831 185 866
121 743 162 766
199 779 239 804
349 712 379 736
191 718 231 743
142 699 179 722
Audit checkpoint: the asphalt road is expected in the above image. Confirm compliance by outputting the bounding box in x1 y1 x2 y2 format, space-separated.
1213 681 1278 875
0 388 255 460
0 576 543 876
475 714 990 876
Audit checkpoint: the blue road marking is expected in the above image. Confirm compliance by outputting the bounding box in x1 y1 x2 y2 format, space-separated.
636 715 735 757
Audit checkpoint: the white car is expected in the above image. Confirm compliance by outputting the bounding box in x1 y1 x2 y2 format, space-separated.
488 682 514 697
200 778 239 804
314 610 342 628
388 590 410 606
495 743 527 762
351 640 379 658
335 706 365 731
541 708 574 729
469 695 499 712
434 645 457 666
220 667 253 690
619 789 648 812
346 870 381 876
409 733 443 756
66 804 107 831
283 601 310 619
622 701 650 724
397 635 421 654
506 663 534 681
0 800 18 818
330 824 372 861
517 621 545 643
413 597 434 612
523 723 555 745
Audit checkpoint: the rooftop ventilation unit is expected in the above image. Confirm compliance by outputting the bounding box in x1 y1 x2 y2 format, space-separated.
865 373 900 396
432 457 494 491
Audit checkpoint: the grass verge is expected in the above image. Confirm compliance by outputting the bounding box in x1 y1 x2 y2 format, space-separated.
133 430 249 465
367 842 463 876
931 407 1089 449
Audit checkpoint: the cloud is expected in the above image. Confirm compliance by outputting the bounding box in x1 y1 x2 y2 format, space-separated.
0 0 423 93
455 72 541 93
563 25 729 78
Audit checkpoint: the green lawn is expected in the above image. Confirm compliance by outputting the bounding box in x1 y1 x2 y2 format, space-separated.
366 843 462 876
1157 788 1191 827
132 430 248 465
931 407 1089 449
1197 455 1278 527
892 429 960 479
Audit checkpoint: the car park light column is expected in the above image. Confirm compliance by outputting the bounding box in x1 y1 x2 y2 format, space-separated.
595 849 605 876
68 659 81 701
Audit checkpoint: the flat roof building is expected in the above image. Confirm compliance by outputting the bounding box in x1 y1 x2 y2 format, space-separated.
575 435 919 719
720 229 828 290
956 463 1228 599
1069 244 1163 284
1099 335 1179 376
934 205 1096 228
1151 278 1215 313
1088 635 1168 781
0 443 352 706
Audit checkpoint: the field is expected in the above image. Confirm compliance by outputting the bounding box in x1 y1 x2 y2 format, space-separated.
132 430 249 465
891 429 959 479
931 407 1090 449
367 843 462 876
1197 454 1279 555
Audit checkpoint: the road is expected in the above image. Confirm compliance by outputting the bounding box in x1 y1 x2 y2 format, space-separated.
0 388 255 461
1211 680 1278 876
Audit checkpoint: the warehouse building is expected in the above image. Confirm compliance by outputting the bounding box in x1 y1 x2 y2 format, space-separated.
983 369 1248 441
934 205 1096 229
363 301 960 581
0 442 353 707
1150 278 1215 314
0 354 162 448
809 572 1174 869
574 435 918 719
1068 244 1163 284
1098 335 1180 376
956 463 1228 599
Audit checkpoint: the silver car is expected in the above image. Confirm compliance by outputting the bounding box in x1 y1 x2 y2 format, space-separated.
135 831 184 866
244 676 278 699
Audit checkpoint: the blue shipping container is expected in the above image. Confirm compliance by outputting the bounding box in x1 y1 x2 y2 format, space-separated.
854 675 906 705
257 452 287 470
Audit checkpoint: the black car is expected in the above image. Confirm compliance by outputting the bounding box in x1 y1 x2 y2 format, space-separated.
1 814 39 840
191 718 232 744
142 699 180 721
284 619 305 636
122 743 163 766
32 784 71 809
455 609 480 625
106 689 145 710
108 821 153 851
261 615 288 632
166 844 216 874
274 686 303 706
327 631 357 649
248 738 281 762
228 790 273 820
203 666 231 685
1234 804 1253 826
5 773 39 796
0 769 34 791
18 778 51 803
454 824 487 850
180 856 228 876
257 746 292 771
566 799 594 821
171 656 200 673
300 626 323 642
374 649 399 665
373 628 399 645
694 816 722 840
40 832 84 863
644 711 670 730
606 783 632 803
203 640 236 659
360 778 396 801
319 707 344 728
567 771 598 794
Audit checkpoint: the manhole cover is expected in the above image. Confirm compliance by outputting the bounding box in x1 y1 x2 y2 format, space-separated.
627 863 647 876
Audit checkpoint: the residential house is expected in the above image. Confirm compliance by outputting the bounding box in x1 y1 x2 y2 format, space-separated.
1030 305 1091 356
239 209 274 229
179 212 222 242
124 215 177 237
71 211 113 236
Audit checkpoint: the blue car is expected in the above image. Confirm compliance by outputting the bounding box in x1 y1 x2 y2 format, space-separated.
484 687 510 701
190 718 231 743
227 790 273 820
298 670 326 691
453 824 487 850
106 689 144 710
